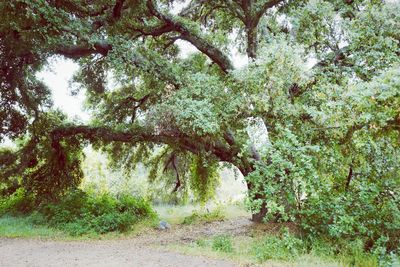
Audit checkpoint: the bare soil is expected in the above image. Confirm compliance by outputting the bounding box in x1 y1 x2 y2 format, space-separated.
0 217 248 267
0 238 236 267
0 217 297 267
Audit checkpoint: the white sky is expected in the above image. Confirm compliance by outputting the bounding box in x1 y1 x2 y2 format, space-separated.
37 58 89 121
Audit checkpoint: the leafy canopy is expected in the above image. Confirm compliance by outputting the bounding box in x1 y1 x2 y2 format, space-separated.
0 0 399 249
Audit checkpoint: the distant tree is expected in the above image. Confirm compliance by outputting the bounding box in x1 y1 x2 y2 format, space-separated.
0 0 399 226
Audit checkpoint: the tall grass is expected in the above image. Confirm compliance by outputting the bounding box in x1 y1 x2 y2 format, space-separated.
0 215 63 238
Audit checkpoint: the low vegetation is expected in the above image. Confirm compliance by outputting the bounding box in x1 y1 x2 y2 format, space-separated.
182 207 225 225
0 188 156 237
170 228 400 267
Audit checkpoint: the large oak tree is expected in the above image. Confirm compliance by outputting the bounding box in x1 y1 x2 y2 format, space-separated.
1 0 399 225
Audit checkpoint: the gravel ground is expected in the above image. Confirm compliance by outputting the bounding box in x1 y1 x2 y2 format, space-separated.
0 217 257 267
0 238 235 267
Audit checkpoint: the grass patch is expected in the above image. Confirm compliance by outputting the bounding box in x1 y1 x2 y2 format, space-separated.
0 189 157 238
182 207 225 225
212 235 234 253
155 202 249 225
0 214 64 239
164 228 400 267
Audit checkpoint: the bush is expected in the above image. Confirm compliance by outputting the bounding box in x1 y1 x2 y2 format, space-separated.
299 186 400 252
212 235 234 253
0 188 35 215
252 229 304 262
182 208 224 225
39 190 155 236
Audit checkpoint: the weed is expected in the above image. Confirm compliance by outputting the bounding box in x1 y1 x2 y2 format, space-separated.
212 235 234 253
182 207 224 225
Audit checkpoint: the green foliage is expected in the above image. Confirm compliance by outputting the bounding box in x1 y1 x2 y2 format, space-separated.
212 235 234 253
38 190 155 236
189 156 221 204
1 0 400 259
300 186 400 252
0 188 35 215
186 230 398 266
0 112 85 200
182 207 224 225
253 233 303 262
245 126 319 222
250 229 396 266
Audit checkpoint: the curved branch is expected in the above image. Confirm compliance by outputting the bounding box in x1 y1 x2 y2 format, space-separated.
50 125 238 163
254 0 285 24
56 42 112 59
147 0 234 73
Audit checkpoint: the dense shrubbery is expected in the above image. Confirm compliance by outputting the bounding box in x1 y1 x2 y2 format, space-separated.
0 189 155 236
251 230 397 266
253 230 304 262
0 188 35 215
245 125 400 254
191 228 399 266
300 188 400 252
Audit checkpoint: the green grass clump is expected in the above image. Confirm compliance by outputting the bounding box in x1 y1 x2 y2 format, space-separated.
252 228 303 262
0 214 63 238
212 234 234 253
182 207 225 225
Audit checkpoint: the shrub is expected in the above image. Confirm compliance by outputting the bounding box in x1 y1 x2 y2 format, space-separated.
212 235 234 253
39 190 155 235
0 188 35 215
182 208 224 225
253 229 304 262
299 186 400 252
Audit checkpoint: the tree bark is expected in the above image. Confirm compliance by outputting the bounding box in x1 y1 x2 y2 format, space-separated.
239 162 268 223
252 197 268 222
246 26 257 59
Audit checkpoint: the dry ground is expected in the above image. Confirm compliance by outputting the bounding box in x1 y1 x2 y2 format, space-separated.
0 217 270 267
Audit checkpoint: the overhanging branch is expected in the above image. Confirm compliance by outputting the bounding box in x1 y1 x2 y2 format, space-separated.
50 124 238 163
146 0 234 73
56 42 112 59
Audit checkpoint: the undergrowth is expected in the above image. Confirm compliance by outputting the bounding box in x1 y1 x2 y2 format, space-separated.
0 188 156 236
178 227 400 267
182 207 225 225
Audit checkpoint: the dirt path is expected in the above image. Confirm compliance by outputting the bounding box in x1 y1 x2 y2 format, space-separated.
0 238 235 267
0 217 258 267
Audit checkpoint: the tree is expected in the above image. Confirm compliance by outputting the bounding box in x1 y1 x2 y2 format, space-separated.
0 0 399 228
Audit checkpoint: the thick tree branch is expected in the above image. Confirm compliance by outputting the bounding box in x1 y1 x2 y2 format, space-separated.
147 0 234 73
56 42 112 59
244 0 284 58
225 0 245 22
51 125 238 163
112 0 125 19
254 0 285 24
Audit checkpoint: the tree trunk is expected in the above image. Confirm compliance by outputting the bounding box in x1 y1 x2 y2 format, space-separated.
240 164 268 223
251 193 268 223
246 26 257 59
